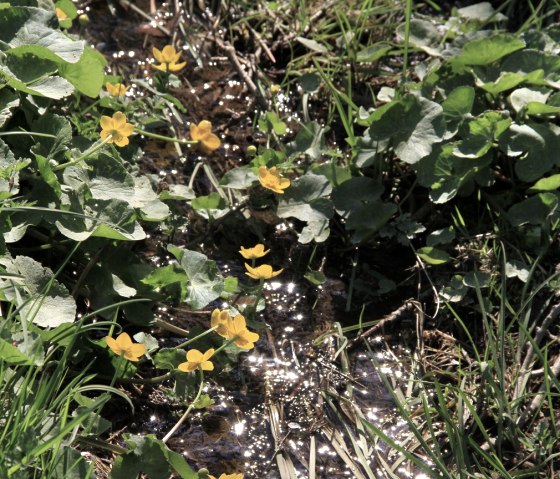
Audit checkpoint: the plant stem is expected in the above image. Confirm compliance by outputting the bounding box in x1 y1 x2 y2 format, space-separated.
135 128 198 145
53 136 113 171
162 370 205 443
0 131 57 139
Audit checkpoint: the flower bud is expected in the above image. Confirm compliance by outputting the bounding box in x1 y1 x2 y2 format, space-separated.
246 145 257 156
79 14 89 25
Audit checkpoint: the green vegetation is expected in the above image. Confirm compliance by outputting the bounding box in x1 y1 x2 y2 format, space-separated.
1 0 559 478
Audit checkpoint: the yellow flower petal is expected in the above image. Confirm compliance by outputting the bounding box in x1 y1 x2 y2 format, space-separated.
200 360 214 371
112 134 129 147
239 244 269 259
152 63 168 72
178 361 197 372
112 112 127 128
152 47 164 63
187 349 204 363
168 61 187 72
100 115 114 131
161 45 177 61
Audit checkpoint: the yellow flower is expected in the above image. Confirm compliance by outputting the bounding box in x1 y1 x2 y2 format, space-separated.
152 45 187 72
99 111 134 147
178 348 215 372
258 166 290 194
55 7 68 20
239 244 269 259
244 263 283 280
105 82 128 97
227 315 259 350
209 474 244 479
190 120 221 153
105 333 146 362
211 308 233 339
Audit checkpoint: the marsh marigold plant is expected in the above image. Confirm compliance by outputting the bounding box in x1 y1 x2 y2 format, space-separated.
239 244 269 259
152 45 186 72
105 333 146 362
178 348 215 372
99 112 134 147
105 82 128 97
209 474 244 479
258 166 290 194
190 120 221 153
245 263 283 280
210 309 259 350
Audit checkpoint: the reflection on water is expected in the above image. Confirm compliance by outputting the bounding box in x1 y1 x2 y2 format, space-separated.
157 278 431 478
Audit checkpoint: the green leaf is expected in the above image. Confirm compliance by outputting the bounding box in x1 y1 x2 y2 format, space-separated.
112 434 198 479
499 122 560 182
296 36 329 53
426 226 456 246
442 86 475 136
525 102 560 116
452 34 525 66
479 71 527 95
507 193 558 226
505 260 529 282
463 271 491 288
0 139 30 199
159 184 196 200
285 121 325 160
193 393 215 409
154 348 186 370
304 270 326 285
396 19 441 56
5 48 58 83
55 0 77 19
53 445 92 479
54 199 146 241
0 336 39 365
357 43 393 63
311 161 352 186
367 94 445 164
220 167 257 189
191 192 228 220
173 247 224 310
32 112 72 159
0 255 76 327
0 7 84 63
0 89 19 127
501 49 560 88
299 72 321 92
529 174 560 192
509 87 550 112
332 176 383 213
58 45 106 97
277 173 333 243
0 66 74 98
265 111 287 135
454 111 511 158
35 153 61 196
417 246 450 265
457 2 507 22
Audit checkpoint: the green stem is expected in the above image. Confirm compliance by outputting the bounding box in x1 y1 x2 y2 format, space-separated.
174 326 219 350
401 0 413 86
74 436 128 455
162 370 205 443
53 136 113 171
0 131 57 139
135 128 198 145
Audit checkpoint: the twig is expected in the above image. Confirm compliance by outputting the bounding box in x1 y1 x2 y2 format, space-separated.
517 353 560 429
118 0 171 36
514 303 560 401
213 37 269 110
